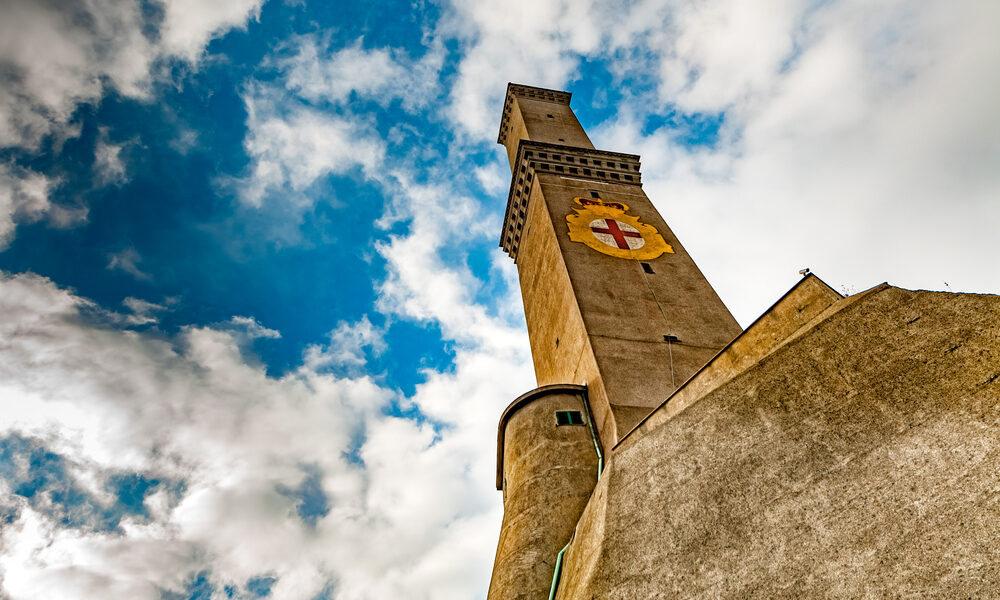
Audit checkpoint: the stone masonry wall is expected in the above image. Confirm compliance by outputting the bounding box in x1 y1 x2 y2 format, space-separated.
556 286 1000 599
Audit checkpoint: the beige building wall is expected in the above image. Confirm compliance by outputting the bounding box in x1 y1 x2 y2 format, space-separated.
556 286 1000 598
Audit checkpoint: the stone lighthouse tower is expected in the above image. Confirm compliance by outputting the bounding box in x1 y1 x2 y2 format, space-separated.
488 83 743 600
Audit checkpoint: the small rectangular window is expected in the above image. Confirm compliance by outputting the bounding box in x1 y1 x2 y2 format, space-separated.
590 191 600 198
641 262 654 274
555 410 585 426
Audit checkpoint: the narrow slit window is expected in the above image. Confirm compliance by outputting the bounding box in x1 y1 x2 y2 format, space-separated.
556 410 585 426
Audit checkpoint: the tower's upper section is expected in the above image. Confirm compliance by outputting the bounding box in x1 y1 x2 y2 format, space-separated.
497 84 594 168
497 83 643 260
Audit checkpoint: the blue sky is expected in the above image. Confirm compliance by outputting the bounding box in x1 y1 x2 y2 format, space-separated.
1 0 998 598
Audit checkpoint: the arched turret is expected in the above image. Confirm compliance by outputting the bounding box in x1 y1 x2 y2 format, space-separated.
487 384 600 600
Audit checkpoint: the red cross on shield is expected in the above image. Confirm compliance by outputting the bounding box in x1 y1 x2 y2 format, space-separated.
589 218 645 250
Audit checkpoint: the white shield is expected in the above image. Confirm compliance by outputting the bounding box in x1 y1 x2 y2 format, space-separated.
589 218 645 250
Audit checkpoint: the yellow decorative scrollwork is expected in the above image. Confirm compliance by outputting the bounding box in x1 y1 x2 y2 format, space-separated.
566 197 673 260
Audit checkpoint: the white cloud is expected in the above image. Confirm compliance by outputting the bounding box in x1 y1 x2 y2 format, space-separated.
122 297 169 326
232 34 452 212
0 0 264 249
0 0 263 150
0 164 63 250
442 0 604 137
374 171 527 354
107 247 151 281
226 315 282 340
0 271 530 599
281 37 444 112
235 86 385 208
474 161 507 195
583 0 1000 324
303 316 386 373
93 128 129 187
159 0 263 61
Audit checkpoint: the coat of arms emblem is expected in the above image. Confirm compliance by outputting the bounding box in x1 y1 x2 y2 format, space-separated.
566 197 673 260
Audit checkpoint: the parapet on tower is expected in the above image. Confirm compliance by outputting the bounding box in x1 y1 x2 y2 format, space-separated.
488 83 742 600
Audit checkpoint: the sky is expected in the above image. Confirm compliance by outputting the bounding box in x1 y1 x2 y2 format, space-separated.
0 0 998 598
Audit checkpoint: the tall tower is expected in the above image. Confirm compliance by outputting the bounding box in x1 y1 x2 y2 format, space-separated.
488 83 742 600
498 83 741 445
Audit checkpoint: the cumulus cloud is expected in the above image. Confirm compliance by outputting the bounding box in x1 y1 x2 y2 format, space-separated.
0 271 530 599
303 316 386 373
233 33 452 213
0 163 65 250
375 173 525 353
442 0 604 137
0 0 263 249
234 41 531 358
0 0 263 151
281 36 445 112
0 0 148 149
234 85 385 208
584 0 1000 322
158 0 264 61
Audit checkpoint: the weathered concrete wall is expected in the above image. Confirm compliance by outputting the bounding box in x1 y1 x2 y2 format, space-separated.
557 286 1000 598
488 386 599 600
